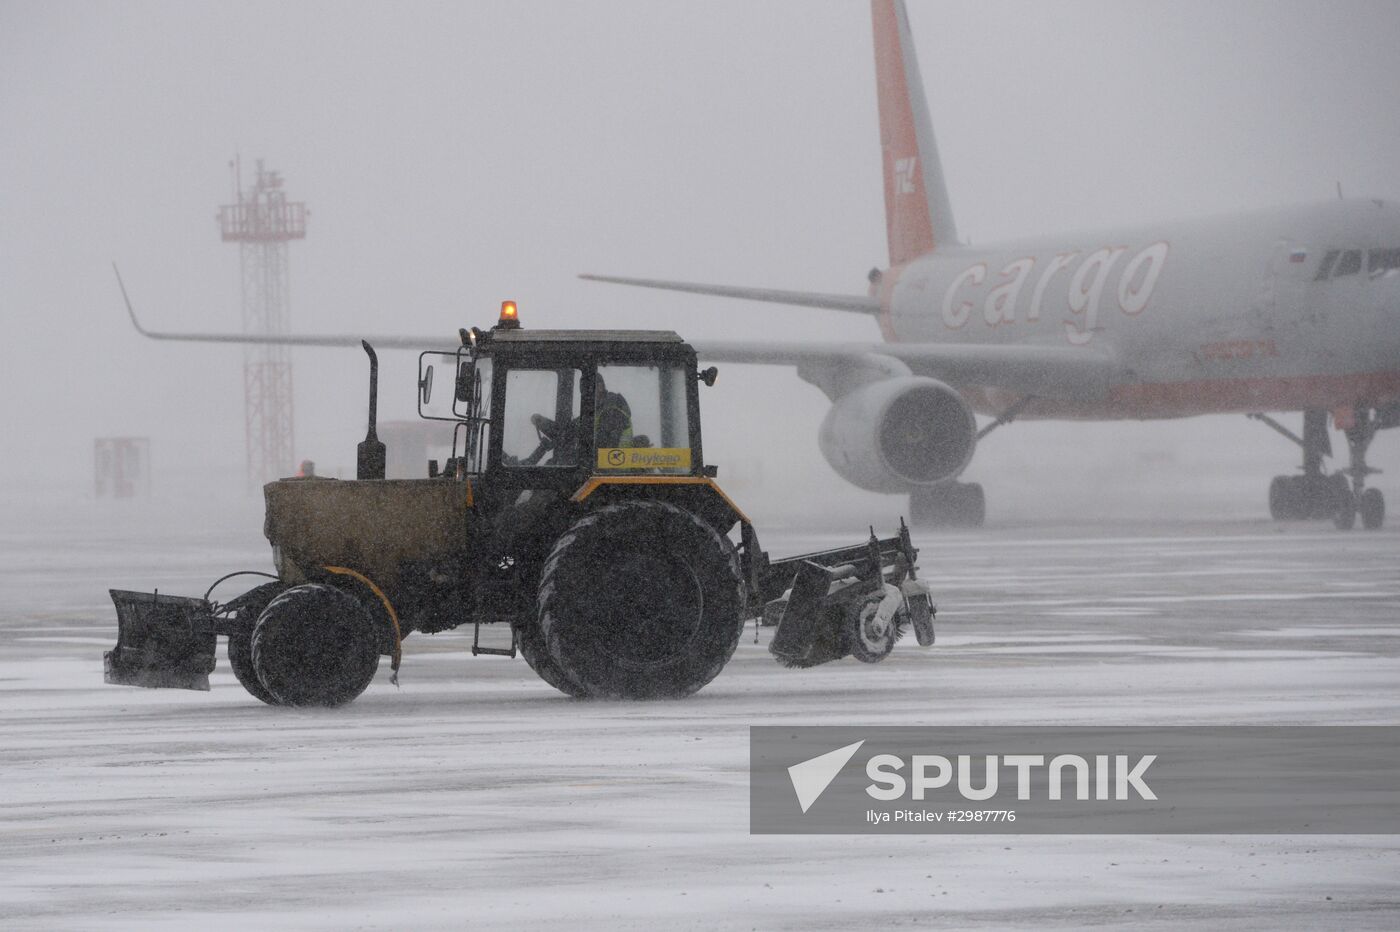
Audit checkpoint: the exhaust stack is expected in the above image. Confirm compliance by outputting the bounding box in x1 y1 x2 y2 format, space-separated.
357 340 386 480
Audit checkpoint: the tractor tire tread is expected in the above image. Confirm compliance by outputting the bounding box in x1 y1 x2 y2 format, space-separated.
251 583 379 707
226 582 285 706
538 501 743 699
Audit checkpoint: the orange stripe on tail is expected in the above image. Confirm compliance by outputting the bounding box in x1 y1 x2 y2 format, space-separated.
872 0 957 264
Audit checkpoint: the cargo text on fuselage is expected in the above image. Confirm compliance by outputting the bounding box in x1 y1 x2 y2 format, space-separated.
904 241 1170 345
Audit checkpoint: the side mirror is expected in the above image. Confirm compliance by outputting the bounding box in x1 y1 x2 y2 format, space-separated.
698 366 718 387
419 350 467 421
419 364 434 405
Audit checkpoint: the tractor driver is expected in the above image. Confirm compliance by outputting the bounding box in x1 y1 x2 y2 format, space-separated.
528 373 633 465
592 373 633 450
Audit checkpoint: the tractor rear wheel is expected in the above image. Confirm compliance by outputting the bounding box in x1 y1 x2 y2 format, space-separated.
539 501 744 699
225 582 285 705
251 584 380 707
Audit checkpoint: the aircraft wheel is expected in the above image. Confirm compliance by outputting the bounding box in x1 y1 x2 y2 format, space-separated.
960 483 987 527
911 482 986 528
1310 475 1344 517
1333 491 1357 531
1359 488 1385 530
251 584 380 707
539 501 744 699
1298 476 1329 520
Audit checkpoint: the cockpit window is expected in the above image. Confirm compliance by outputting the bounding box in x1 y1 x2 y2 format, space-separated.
1368 248 1400 278
1334 250 1363 277
1315 250 1339 281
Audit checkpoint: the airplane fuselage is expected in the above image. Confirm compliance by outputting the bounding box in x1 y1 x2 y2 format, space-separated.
882 199 1400 420
581 0 1397 528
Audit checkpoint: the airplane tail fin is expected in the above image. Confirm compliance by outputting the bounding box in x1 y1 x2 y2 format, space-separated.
873 0 957 264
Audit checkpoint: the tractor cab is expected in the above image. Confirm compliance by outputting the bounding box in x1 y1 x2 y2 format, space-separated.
417 304 736 531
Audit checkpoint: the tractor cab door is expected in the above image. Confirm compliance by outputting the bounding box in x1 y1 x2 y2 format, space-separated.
476 362 585 607
489 362 586 492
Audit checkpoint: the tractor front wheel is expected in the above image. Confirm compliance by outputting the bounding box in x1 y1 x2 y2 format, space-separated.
225 582 286 705
251 584 380 707
539 502 744 699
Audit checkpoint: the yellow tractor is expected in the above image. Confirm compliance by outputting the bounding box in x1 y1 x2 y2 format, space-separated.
106 305 934 703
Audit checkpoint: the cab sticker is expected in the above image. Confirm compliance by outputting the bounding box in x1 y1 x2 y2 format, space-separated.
596 447 692 470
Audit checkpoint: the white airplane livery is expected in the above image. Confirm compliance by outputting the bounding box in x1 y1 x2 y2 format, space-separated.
120 0 1400 528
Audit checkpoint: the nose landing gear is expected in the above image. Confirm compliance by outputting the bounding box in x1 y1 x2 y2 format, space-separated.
1339 411 1386 530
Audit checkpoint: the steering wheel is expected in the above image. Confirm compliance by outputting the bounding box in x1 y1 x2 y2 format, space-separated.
518 413 565 467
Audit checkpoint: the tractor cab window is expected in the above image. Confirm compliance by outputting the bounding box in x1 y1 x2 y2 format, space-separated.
594 364 693 474
501 368 582 467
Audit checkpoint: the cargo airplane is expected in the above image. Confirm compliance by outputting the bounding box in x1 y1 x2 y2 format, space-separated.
583 0 1400 528
119 0 1400 528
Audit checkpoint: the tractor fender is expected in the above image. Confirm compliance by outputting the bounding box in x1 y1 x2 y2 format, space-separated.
570 476 749 535
317 566 404 681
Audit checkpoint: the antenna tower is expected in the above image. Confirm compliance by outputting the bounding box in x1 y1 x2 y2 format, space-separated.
218 158 307 486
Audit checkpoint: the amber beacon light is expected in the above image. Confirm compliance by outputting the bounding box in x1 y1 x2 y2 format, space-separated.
497 300 520 329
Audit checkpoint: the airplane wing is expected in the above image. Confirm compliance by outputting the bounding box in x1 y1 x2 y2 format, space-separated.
116 266 1114 399
691 339 1114 400
578 274 881 315
115 265 457 350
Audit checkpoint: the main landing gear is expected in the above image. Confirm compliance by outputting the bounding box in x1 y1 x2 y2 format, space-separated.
908 396 1035 529
910 481 986 528
1251 408 1386 530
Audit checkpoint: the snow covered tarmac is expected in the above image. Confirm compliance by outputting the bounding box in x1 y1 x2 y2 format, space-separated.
2 498 1398 929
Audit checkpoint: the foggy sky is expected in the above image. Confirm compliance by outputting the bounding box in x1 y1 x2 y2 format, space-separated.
3 1 1399 521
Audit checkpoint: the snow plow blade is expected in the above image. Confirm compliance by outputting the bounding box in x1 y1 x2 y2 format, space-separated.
759 521 933 668
104 590 217 691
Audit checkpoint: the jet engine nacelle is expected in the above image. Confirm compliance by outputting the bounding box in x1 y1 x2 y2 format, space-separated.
818 377 977 493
